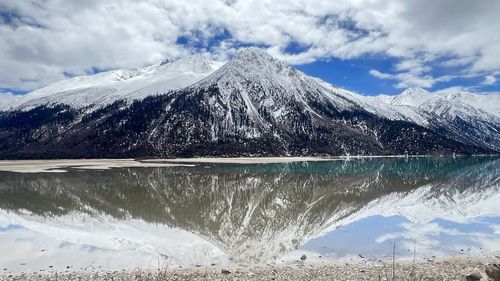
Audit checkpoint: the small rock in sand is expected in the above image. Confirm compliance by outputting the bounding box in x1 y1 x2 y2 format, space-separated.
486 264 500 281
300 255 307 261
221 269 231 274
466 269 483 281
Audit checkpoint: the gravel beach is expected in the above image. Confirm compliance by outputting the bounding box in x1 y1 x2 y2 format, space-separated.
2 257 500 281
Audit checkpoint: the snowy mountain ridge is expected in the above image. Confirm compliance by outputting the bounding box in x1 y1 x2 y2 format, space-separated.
377 87 500 120
190 47 359 127
2 48 497 120
380 87 497 112
0 47 498 157
2 54 224 111
2 48 498 123
373 87 500 151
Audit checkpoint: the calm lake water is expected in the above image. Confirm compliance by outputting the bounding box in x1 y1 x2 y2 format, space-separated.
0 156 499 274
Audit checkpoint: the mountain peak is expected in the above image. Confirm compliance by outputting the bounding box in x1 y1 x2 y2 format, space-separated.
226 47 290 71
401 87 430 96
223 47 297 76
233 47 273 60
388 87 433 106
157 54 216 73
193 47 299 89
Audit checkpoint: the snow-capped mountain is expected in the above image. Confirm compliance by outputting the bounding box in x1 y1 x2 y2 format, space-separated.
0 48 497 158
375 88 500 151
193 47 358 113
2 55 223 111
378 87 500 118
168 47 364 143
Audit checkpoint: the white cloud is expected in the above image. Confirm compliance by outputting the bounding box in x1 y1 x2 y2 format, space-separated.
369 67 484 90
440 57 477 68
369 69 393 79
394 74 435 89
0 92 19 109
1 0 500 91
483 75 497 85
433 86 500 97
432 86 470 96
369 69 437 89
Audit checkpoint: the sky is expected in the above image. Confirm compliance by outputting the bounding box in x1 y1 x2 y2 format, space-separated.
0 0 499 98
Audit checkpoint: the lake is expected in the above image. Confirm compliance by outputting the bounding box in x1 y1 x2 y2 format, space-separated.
0 156 499 274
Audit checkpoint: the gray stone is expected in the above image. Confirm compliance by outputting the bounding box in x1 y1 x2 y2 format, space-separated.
486 264 500 281
466 269 483 281
221 269 231 274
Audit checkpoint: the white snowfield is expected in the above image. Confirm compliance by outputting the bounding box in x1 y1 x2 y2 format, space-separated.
1 48 499 127
2 55 224 111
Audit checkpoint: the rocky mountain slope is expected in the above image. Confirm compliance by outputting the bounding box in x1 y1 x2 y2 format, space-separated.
0 48 497 158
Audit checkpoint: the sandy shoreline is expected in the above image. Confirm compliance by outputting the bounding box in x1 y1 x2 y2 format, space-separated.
0 155 448 173
0 159 196 173
1 257 499 280
0 157 349 173
143 156 342 164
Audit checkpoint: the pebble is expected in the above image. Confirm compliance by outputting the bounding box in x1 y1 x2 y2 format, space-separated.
486 264 500 281
221 269 231 274
466 269 483 281
0 259 498 281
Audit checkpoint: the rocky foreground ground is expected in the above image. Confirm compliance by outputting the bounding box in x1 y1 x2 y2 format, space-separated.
2 258 500 281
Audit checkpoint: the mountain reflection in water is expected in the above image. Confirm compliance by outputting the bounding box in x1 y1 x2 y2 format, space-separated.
0 156 499 272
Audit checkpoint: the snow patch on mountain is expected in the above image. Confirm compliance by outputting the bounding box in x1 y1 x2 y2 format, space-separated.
2 55 224 111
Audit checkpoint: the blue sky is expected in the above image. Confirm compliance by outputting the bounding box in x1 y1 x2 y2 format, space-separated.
297 57 400 95
0 0 499 97
297 57 499 96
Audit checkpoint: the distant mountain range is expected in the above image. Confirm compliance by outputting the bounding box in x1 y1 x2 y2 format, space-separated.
0 48 499 158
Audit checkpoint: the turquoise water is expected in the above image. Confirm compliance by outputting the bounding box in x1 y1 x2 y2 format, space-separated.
0 156 499 273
